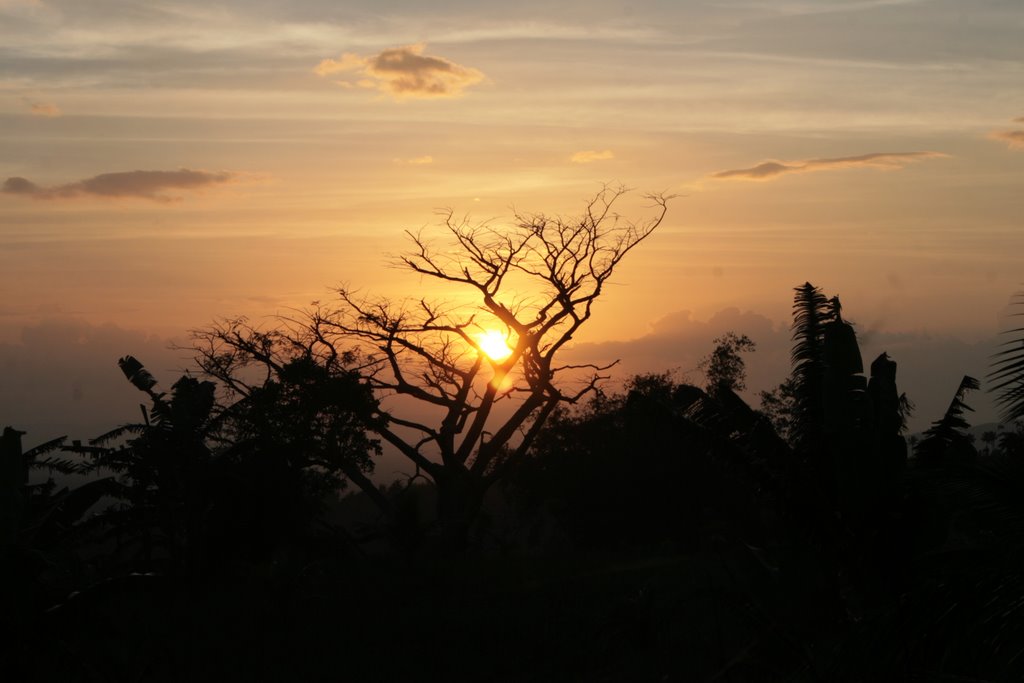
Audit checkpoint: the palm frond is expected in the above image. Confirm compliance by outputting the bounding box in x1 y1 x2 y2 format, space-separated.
916 376 981 464
898 392 915 434
90 424 146 446
23 435 67 460
790 282 831 371
118 355 158 393
33 455 92 475
989 291 1024 422
22 476 119 543
788 282 833 452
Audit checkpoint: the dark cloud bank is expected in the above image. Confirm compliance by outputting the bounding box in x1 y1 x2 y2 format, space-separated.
712 151 947 181
563 307 997 434
2 169 238 202
0 307 999 450
0 319 190 445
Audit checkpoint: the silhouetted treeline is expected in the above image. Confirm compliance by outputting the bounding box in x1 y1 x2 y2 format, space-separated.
6 281 1024 681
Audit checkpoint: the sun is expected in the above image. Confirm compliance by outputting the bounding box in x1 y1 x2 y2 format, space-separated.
475 329 513 362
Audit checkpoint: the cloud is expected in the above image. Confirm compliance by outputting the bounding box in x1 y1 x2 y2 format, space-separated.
563 307 787 395
714 161 798 180
2 176 41 195
712 151 947 181
394 155 434 165
2 168 238 202
22 97 60 117
314 43 485 99
986 116 1024 150
570 150 615 164
990 129 1024 150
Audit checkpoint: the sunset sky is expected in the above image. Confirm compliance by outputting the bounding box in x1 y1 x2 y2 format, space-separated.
3 0 1024 441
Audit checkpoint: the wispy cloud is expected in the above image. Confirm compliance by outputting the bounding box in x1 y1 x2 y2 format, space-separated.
712 151 947 181
991 131 1024 149
989 117 1024 150
432 22 662 44
394 155 434 165
315 43 485 99
570 150 615 164
22 97 60 117
2 169 239 202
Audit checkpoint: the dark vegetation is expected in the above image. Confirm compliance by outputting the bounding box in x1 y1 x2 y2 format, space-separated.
5 190 1024 681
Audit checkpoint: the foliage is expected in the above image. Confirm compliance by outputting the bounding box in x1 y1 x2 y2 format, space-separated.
514 372 788 551
72 366 221 574
3 427 117 564
59 355 381 576
699 331 756 394
225 354 384 490
990 289 1024 422
193 186 671 545
14 280 1024 682
789 282 835 454
759 376 798 444
914 375 981 465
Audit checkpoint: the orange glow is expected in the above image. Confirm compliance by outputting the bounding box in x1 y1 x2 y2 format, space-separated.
490 372 515 392
475 329 513 362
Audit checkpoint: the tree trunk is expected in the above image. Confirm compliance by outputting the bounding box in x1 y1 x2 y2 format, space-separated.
432 468 484 552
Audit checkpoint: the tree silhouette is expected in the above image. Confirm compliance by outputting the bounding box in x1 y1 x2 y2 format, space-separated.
990 289 1024 422
13 280 1024 681
759 376 798 444
700 332 755 395
194 186 671 546
78 360 223 575
915 375 981 465
789 282 834 455
515 371 788 551
755 283 916 621
59 354 383 576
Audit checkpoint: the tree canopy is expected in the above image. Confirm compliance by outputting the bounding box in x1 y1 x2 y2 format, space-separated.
192 186 672 543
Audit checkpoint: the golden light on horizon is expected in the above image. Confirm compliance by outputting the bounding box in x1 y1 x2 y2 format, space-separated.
475 329 513 362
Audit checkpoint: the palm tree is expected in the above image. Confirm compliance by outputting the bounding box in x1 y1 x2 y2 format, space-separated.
789 283 834 455
990 290 1024 422
914 376 980 466
85 355 383 575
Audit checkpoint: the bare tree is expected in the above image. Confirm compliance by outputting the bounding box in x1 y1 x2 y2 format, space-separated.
193 185 671 545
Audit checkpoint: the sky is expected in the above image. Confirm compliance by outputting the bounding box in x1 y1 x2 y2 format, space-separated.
2 0 1024 444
